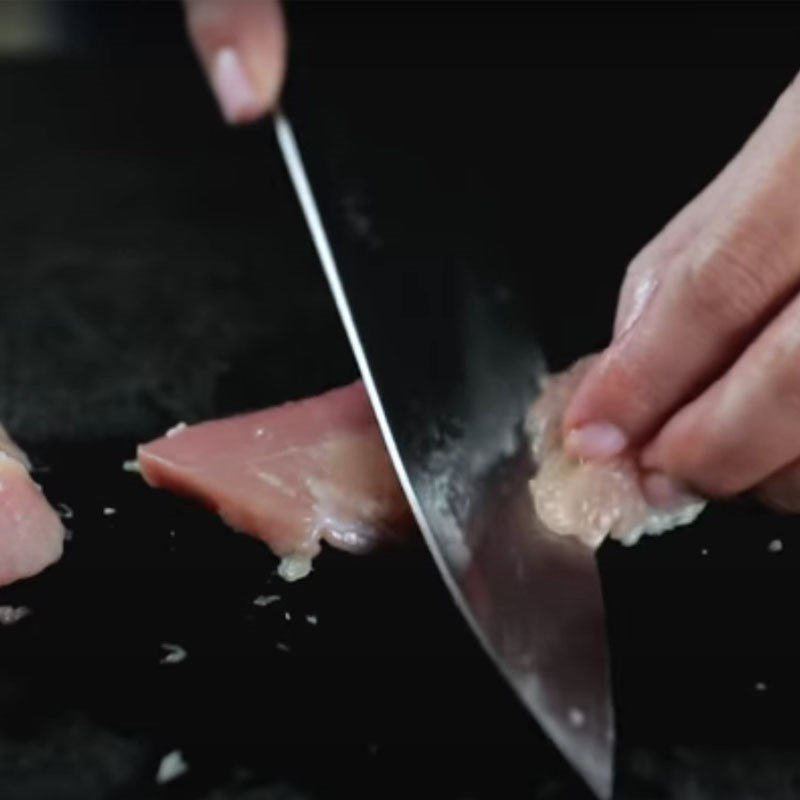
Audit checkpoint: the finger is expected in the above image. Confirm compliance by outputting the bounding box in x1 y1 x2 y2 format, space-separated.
564 73 800 459
640 289 800 498
613 135 750 338
757 458 800 513
184 0 286 125
613 83 772 341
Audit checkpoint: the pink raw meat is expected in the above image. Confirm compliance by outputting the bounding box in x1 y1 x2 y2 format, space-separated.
527 357 706 548
0 425 64 586
137 382 414 580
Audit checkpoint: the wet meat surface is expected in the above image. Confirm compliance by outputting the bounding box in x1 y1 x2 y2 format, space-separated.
527 358 706 548
137 382 414 580
0 425 64 586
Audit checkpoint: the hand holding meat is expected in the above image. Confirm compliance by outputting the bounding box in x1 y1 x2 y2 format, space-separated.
560 73 800 513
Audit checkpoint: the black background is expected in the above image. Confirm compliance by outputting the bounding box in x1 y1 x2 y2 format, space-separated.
1 2 800 798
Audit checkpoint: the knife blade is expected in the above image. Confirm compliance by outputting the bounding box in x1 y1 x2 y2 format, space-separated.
274 110 614 798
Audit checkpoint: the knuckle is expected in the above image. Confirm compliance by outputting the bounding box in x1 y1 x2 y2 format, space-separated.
682 449 746 497
682 219 787 333
658 416 744 498
751 324 800 405
762 340 799 381
698 469 749 499
593 347 665 432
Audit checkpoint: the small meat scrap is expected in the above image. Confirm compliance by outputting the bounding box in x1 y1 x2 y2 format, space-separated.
527 357 705 548
0 605 31 625
156 749 188 784
160 642 188 665
252 594 280 607
137 382 414 579
0 425 64 586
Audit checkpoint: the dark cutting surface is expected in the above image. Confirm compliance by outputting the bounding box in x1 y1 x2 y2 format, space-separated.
2 3 800 799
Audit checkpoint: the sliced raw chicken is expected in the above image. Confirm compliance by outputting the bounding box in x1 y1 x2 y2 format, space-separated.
0 425 64 586
137 382 414 581
527 358 706 548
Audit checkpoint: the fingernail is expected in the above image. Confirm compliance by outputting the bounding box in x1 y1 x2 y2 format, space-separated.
565 422 628 461
211 47 258 124
642 472 700 510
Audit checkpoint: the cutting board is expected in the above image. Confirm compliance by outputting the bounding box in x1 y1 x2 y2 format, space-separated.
0 4 800 799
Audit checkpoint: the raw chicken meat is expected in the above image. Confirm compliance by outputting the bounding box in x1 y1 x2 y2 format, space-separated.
137 382 414 580
0 425 64 586
527 358 706 548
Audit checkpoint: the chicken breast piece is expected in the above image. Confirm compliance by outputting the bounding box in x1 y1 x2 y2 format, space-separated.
0 425 64 586
527 358 706 548
137 382 414 581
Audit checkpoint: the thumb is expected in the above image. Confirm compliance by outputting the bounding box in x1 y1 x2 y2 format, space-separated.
184 0 287 125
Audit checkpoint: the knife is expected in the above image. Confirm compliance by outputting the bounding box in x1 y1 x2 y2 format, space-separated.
274 108 614 798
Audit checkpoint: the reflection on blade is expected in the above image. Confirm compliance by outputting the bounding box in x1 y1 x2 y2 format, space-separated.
274 112 614 798
429 443 613 798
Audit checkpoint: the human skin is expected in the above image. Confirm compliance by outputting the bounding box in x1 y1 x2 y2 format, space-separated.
563 73 800 512
183 0 286 125
181 3 800 513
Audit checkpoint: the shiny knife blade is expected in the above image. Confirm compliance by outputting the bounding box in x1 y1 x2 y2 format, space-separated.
274 111 614 798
